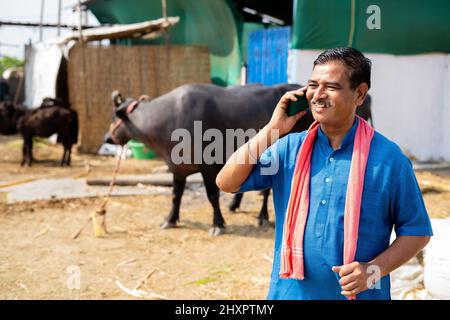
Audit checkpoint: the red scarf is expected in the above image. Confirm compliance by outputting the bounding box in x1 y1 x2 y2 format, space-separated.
280 116 374 299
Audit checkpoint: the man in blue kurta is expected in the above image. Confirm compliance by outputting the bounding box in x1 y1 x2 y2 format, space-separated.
216 47 432 300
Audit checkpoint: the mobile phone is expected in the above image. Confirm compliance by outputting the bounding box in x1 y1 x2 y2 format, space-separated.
286 93 309 117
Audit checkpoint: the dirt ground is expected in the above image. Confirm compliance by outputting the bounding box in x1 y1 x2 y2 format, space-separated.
0 135 449 299
0 135 275 299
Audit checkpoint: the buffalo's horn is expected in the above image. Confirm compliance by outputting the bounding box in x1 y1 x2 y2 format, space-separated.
138 94 151 101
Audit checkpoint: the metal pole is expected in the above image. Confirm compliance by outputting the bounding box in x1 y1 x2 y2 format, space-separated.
77 0 83 42
84 10 89 27
0 20 95 29
39 0 45 41
161 0 169 45
57 0 61 36
162 0 167 19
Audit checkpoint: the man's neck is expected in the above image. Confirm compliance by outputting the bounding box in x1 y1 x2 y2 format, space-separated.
320 116 355 150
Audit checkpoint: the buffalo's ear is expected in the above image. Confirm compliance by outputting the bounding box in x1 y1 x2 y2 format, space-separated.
115 106 127 119
111 90 123 107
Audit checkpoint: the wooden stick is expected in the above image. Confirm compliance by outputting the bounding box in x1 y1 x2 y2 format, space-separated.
134 269 157 290
72 216 92 239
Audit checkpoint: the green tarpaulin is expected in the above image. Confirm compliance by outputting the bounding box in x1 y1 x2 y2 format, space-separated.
87 0 247 86
292 0 450 55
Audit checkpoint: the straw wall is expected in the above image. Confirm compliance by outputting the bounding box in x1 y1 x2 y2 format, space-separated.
68 44 210 153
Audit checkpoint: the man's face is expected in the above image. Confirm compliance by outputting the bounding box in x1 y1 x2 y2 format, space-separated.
306 61 365 128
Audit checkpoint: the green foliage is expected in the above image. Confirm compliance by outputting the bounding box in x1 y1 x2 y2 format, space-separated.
0 56 24 77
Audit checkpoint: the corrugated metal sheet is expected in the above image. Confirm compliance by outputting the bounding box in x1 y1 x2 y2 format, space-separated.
247 27 290 85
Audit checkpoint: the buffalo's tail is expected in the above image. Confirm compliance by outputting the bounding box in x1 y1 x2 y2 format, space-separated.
70 110 79 144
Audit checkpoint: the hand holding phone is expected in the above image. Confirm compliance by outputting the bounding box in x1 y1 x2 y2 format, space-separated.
286 93 309 117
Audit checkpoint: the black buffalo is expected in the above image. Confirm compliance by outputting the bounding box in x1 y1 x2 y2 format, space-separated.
0 99 78 166
106 83 373 236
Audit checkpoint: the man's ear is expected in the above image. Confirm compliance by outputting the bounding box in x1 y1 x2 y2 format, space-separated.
355 83 369 107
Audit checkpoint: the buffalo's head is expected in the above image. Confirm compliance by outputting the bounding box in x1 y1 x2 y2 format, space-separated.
105 90 134 145
0 101 20 135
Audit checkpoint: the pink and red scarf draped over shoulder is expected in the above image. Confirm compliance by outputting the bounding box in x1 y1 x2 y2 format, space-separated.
280 116 374 300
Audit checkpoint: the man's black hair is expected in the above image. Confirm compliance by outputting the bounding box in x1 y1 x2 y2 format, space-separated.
313 47 372 90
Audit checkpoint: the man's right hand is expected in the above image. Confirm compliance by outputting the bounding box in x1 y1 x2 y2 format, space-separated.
216 86 308 193
267 87 308 136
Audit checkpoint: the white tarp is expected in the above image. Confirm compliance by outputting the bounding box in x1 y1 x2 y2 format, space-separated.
423 218 450 299
23 17 181 110
389 232 433 299
288 49 450 162
24 42 64 109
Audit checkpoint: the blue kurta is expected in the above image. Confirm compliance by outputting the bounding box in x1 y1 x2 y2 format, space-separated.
238 119 433 300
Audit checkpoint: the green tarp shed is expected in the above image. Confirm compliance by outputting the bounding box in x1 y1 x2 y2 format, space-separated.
292 0 450 55
86 0 262 86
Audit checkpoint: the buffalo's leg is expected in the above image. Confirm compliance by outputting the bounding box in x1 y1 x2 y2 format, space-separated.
202 172 225 236
161 175 186 229
61 147 67 166
60 129 71 166
228 193 243 212
26 137 33 166
61 142 72 166
21 137 28 166
258 188 271 227
66 145 72 166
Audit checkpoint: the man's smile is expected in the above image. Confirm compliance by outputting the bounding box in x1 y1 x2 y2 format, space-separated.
312 100 332 113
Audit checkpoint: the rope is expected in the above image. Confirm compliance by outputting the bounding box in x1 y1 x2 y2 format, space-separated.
98 147 125 212
73 148 125 239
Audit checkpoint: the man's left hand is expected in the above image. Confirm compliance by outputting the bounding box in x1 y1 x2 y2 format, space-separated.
332 261 376 297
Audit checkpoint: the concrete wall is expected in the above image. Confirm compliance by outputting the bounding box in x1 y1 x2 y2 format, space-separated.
288 49 450 162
